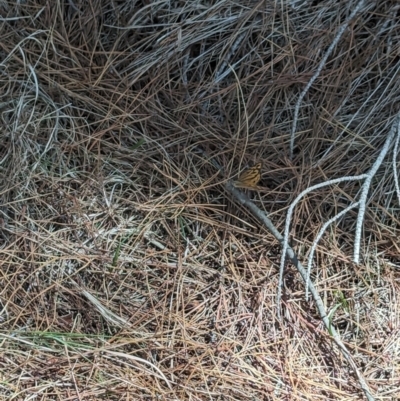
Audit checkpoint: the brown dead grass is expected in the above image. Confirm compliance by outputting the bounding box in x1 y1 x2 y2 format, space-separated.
0 0 399 400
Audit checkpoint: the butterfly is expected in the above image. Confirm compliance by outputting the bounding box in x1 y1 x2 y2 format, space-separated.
233 162 262 189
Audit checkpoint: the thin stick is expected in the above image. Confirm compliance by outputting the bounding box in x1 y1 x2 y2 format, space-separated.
290 0 366 159
393 121 400 206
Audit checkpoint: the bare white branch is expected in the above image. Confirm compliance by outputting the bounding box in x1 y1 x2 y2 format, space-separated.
393 121 400 206
226 181 374 401
278 173 368 308
354 116 400 263
306 201 360 300
290 0 366 159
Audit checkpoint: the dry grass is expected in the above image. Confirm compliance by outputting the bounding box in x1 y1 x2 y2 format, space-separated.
0 0 399 400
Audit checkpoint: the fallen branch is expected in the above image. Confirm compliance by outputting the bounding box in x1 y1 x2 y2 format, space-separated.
225 181 374 401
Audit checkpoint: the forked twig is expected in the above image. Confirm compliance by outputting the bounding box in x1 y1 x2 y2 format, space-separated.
354 117 400 263
225 182 374 401
278 174 368 308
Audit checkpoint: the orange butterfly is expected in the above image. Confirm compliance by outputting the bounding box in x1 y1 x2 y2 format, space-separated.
233 162 262 189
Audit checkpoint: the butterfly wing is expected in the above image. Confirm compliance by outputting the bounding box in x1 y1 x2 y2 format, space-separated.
234 162 262 188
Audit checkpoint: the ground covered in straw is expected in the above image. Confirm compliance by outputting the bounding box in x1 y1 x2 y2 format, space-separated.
0 1 399 400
